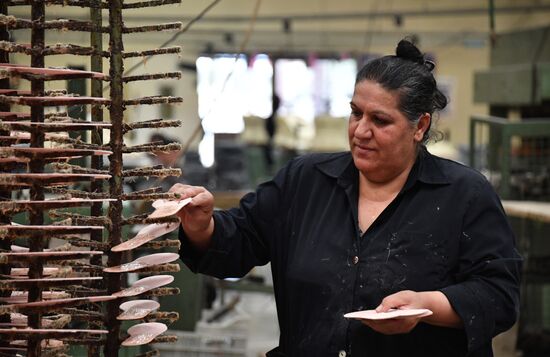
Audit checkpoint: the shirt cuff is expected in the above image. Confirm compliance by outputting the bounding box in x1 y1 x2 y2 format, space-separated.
177 214 229 274
439 283 492 353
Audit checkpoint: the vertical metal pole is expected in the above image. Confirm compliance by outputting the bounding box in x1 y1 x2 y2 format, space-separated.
0 2 12 335
488 0 496 47
89 2 104 356
0 1 11 223
90 0 104 185
0 2 9 90
0 5 10 167
105 0 124 355
28 1 46 356
469 117 476 168
501 128 511 199
89 2 104 277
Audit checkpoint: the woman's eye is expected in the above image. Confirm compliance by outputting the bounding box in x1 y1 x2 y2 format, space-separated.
373 117 389 125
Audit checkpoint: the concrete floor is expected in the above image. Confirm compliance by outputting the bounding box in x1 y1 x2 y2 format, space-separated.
493 323 520 357
197 290 279 357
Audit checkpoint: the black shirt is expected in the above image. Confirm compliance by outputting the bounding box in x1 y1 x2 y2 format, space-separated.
179 147 521 357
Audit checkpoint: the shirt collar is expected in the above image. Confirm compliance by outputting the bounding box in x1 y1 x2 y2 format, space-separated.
315 146 451 188
413 146 451 185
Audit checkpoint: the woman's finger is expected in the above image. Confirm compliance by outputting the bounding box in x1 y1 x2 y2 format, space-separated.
376 290 417 312
168 183 188 193
362 316 420 335
187 191 214 209
168 184 209 201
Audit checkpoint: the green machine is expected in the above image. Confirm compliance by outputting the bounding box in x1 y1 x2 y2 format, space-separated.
471 26 550 201
474 26 550 108
472 26 550 356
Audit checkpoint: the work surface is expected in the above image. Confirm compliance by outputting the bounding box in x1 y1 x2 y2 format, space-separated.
502 200 550 223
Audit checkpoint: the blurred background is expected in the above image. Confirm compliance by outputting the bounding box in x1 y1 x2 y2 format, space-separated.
5 0 550 356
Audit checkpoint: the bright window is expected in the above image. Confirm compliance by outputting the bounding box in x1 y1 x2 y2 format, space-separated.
312 58 357 117
196 54 273 166
195 55 357 165
196 54 248 134
245 54 274 118
274 57 357 120
275 59 315 122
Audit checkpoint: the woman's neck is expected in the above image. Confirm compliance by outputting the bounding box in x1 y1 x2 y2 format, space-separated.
357 161 415 233
359 160 415 202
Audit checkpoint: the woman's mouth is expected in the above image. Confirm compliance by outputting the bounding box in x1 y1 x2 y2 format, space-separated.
355 143 375 152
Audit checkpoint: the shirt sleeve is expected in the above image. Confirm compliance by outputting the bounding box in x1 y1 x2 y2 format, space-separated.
178 161 292 279
440 178 522 354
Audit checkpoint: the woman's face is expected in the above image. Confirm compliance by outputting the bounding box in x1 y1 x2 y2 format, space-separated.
348 80 428 183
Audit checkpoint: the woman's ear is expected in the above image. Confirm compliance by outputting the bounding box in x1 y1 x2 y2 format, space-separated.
414 113 431 142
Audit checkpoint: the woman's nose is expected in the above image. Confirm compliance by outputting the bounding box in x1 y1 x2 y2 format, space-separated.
355 118 373 139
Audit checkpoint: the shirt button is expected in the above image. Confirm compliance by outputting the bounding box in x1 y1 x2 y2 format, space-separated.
338 351 347 357
352 256 359 265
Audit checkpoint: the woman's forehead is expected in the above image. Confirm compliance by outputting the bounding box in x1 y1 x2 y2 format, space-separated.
352 80 400 107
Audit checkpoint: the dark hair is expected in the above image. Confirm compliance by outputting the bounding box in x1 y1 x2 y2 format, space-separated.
355 39 447 143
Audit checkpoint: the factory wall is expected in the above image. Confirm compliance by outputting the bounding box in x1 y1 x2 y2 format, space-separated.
6 0 550 151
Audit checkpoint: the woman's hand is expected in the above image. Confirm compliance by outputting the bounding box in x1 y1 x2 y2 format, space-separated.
361 290 426 334
168 183 215 251
362 290 463 334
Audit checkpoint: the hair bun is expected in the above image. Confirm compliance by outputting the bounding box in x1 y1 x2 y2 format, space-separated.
396 39 434 71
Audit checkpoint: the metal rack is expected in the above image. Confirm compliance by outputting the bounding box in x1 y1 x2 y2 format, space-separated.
1 1 186 356
502 201 550 356
469 115 550 200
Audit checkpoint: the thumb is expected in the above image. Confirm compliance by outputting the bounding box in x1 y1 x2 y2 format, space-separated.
175 204 188 222
375 292 406 313
375 300 392 313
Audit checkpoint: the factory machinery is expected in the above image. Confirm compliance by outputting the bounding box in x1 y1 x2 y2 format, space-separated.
0 1 188 356
472 25 550 356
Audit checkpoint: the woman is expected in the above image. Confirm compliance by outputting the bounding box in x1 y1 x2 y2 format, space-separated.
171 39 521 357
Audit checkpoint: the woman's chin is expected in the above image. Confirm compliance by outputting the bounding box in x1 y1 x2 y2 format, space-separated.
353 157 378 173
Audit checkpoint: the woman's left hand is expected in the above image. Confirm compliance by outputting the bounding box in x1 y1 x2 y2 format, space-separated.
361 290 427 334
362 290 463 334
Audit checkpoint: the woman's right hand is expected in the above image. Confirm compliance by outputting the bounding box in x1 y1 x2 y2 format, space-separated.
168 183 215 251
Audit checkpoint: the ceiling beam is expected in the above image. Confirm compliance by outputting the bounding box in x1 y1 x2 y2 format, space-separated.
108 4 550 23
